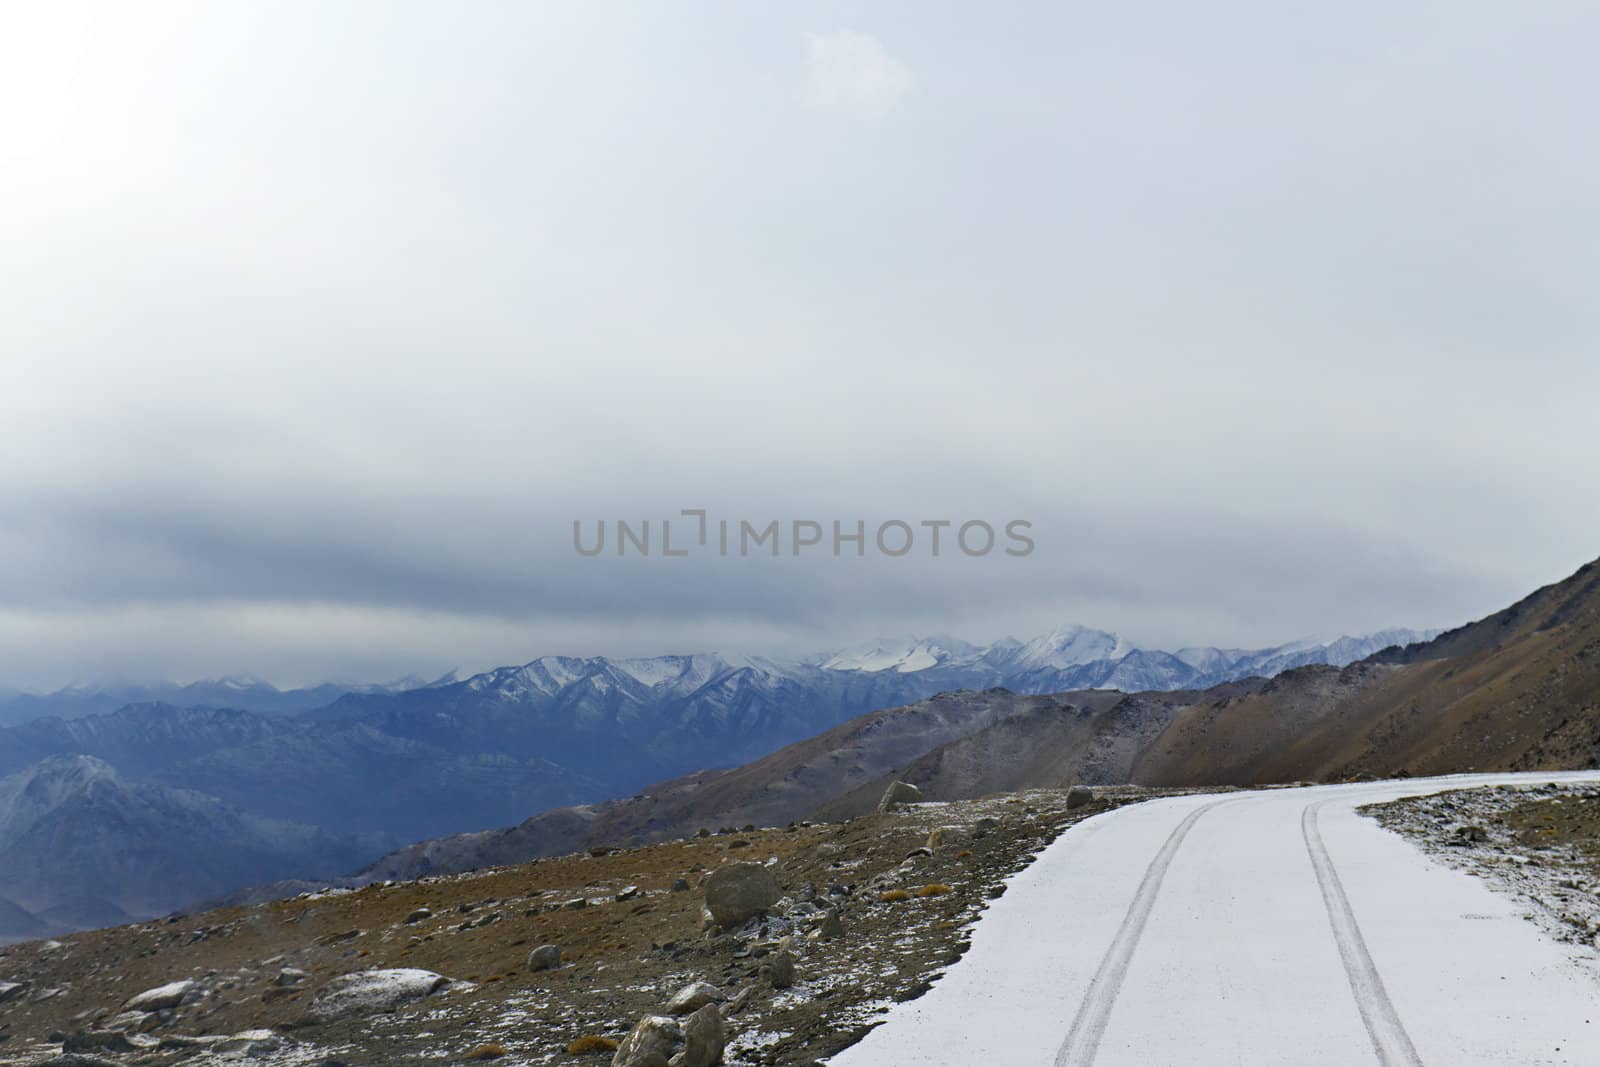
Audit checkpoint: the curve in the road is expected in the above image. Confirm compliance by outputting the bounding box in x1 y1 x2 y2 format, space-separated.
1053 796 1234 1067
1302 798 1424 1067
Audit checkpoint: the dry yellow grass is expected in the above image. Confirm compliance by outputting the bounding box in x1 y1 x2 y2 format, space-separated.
566 1035 619 1054
464 1045 509 1060
878 888 912 902
916 883 953 898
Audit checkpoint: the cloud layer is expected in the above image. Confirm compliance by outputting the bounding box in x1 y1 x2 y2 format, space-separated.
2 3 1597 688
802 30 913 120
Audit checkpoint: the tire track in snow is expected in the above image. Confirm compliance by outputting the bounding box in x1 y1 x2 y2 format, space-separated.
1053 796 1232 1066
1303 799 1424 1067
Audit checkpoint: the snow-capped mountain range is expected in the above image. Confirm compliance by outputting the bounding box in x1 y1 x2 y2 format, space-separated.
0 625 1437 729
0 622 1434 935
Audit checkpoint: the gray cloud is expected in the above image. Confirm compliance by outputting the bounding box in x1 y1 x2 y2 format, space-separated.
1 2 1596 688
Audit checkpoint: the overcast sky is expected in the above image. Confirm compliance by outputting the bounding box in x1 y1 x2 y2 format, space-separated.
3 2 1598 689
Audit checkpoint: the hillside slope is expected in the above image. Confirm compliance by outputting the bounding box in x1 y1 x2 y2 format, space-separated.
0 756 369 936
1135 557 1600 785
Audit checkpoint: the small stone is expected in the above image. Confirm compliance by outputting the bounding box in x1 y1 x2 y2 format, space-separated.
403 907 432 925
63 1031 139 1054
664 980 723 1015
99 1011 149 1032
877 781 924 813
670 879 691 893
616 885 641 902
274 968 308 987
1066 785 1094 810
124 980 195 1012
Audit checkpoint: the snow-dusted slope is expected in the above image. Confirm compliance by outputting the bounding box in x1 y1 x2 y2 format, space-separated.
831 773 1600 1067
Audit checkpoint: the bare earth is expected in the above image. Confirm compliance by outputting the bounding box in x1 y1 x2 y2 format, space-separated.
0 788 1174 1067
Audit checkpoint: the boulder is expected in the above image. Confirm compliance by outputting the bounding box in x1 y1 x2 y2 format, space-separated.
124 979 195 1012
973 816 1000 836
1066 785 1094 810
926 826 968 850
612 1015 680 1067
663 980 722 1015
527 944 562 972
877 781 924 813
670 1004 726 1067
308 968 450 1021
702 862 779 927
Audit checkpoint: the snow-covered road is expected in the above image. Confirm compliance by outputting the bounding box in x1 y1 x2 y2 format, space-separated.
829 774 1600 1066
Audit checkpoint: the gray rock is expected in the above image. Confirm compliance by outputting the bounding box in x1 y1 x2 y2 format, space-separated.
878 781 924 813
527 944 562 972
215 1030 283 1055
663 980 722 1015
617 885 641 902
1066 785 1094 809
124 979 195 1012
702 862 779 927
612 1014 681 1067
39 1056 125 1067
973 816 1000 837
308 968 449 1021
402 907 432 925
670 1004 726 1067
63 1031 138 1054
274 968 307 987
926 826 968 850
818 909 845 940
725 984 758 1015
0 980 29 1003
760 948 796 989
670 879 691 893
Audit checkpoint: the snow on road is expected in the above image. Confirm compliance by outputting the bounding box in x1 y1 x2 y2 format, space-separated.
828 774 1600 1067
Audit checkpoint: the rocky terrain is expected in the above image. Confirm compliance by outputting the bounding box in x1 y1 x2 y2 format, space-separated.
0 783 1173 1067
1366 782 1600 949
